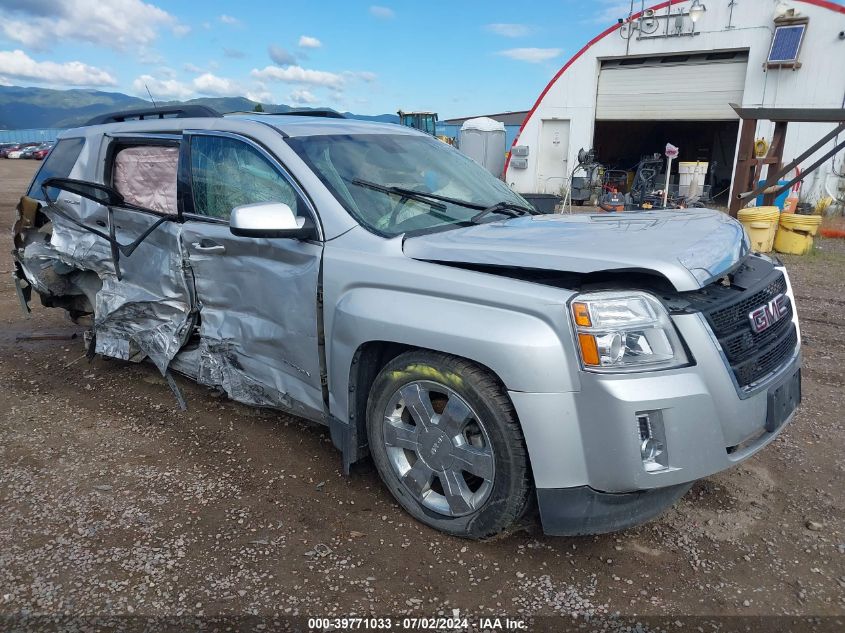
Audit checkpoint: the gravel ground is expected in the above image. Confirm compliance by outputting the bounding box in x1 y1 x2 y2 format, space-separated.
0 160 843 632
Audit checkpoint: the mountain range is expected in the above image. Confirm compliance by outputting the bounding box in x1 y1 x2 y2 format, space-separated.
0 85 399 129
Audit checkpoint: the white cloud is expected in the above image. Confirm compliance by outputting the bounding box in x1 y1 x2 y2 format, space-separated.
172 23 191 37
0 49 117 86
183 62 204 73
0 0 185 52
289 89 319 105
219 14 241 26
592 1 634 25
246 84 273 103
369 5 395 19
132 73 194 100
223 47 245 59
192 72 240 96
268 45 297 66
484 23 532 37
251 65 343 88
298 35 322 49
344 70 377 82
497 47 562 63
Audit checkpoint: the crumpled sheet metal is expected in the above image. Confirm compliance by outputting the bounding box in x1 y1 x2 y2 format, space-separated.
182 223 325 420
19 200 194 374
18 197 323 420
195 339 319 421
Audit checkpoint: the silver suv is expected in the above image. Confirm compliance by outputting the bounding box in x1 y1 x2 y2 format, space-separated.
12 107 802 539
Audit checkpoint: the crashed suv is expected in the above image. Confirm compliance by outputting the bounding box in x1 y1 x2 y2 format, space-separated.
12 107 802 539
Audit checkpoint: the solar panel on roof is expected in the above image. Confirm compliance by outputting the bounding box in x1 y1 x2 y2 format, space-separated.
768 24 806 63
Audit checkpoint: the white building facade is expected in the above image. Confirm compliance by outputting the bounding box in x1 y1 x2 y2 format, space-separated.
504 0 845 206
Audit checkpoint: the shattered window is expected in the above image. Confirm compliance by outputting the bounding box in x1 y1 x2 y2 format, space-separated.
189 135 303 220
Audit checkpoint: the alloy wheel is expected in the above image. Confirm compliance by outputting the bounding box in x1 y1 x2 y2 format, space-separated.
382 380 495 517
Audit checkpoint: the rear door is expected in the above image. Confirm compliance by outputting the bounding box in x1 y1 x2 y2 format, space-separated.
179 131 325 419
97 137 196 370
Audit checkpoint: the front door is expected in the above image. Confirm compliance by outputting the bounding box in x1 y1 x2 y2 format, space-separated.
179 131 325 419
537 119 570 195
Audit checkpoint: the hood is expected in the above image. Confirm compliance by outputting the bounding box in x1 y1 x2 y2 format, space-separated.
403 209 749 291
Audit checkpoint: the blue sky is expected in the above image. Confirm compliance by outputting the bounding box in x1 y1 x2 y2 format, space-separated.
0 0 631 117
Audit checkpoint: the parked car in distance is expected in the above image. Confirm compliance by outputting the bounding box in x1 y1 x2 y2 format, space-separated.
19 143 48 159
32 145 53 160
11 107 803 539
6 148 25 159
1 144 22 158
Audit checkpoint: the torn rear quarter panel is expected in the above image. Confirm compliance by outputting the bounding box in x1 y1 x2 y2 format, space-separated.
16 195 195 374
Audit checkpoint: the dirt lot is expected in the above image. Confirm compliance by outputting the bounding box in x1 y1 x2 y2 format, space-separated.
0 159 843 632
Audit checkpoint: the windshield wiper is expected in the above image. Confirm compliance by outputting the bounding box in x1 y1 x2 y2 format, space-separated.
350 178 536 216
348 178 447 211
349 177 536 225
470 201 536 223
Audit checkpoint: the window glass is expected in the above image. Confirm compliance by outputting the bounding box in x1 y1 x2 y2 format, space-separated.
287 133 529 236
27 138 85 201
190 135 303 220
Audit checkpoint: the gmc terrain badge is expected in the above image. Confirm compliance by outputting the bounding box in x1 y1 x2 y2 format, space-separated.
748 293 789 333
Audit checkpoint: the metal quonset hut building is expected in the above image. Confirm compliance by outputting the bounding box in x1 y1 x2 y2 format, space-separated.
504 0 845 206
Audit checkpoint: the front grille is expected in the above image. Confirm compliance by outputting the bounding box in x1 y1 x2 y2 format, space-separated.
688 269 797 389
731 327 798 387
708 274 787 332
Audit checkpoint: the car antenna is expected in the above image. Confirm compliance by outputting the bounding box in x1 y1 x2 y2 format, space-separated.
144 83 158 109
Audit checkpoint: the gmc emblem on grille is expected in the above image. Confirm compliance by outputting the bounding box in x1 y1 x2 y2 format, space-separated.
748 293 789 333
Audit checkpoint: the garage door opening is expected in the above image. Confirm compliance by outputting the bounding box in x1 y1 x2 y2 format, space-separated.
592 120 739 205
591 50 747 206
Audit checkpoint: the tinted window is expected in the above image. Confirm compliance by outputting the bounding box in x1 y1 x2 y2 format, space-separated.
27 138 85 201
189 135 304 220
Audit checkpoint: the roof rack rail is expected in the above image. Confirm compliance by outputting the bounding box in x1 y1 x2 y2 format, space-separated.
84 105 221 126
224 108 346 119
276 109 346 119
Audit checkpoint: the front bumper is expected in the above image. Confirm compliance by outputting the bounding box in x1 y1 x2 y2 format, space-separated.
536 483 693 536
511 310 801 534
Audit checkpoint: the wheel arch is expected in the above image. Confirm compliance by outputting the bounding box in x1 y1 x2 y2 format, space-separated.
340 340 514 470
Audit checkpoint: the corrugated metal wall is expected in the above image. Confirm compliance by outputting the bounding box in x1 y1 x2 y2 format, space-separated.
0 129 65 143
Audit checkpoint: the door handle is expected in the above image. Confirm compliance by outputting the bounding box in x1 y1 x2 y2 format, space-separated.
191 240 226 254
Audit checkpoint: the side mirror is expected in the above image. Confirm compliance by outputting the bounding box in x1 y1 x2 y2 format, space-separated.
229 201 314 239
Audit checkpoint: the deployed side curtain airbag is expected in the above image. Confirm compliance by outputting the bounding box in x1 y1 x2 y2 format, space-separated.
113 146 179 214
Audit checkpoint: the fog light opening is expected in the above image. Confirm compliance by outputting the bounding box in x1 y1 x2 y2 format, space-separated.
637 412 669 472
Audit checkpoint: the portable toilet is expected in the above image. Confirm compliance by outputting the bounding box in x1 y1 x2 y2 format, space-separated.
459 117 506 178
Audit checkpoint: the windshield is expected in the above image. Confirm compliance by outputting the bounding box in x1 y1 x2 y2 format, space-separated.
286 133 530 236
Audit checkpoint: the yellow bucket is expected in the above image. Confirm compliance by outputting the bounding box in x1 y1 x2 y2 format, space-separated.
738 206 781 253
774 213 823 255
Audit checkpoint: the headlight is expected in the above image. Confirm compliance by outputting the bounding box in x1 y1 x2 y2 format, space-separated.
569 291 689 372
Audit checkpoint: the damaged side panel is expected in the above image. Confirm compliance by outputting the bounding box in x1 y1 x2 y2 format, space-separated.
14 130 326 425
178 222 325 421
16 196 196 374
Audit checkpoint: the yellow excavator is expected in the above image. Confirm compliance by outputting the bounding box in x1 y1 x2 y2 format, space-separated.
397 110 454 145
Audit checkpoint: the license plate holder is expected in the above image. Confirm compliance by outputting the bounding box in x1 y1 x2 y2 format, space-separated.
766 368 801 432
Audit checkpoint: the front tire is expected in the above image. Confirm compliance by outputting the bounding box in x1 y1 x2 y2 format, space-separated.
366 351 532 539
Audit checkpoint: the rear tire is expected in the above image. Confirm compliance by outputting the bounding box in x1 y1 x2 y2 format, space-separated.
366 351 532 539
